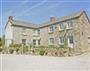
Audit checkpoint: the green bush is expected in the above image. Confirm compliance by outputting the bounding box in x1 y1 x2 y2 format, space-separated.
9 48 14 54
9 44 21 48
60 45 64 48
0 48 2 52
39 50 45 56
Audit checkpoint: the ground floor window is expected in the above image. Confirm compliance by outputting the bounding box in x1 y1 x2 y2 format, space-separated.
22 39 26 45
49 38 54 44
33 40 36 46
33 39 40 46
59 37 64 45
88 37 90 44
68 36 73 44
38 40 40 45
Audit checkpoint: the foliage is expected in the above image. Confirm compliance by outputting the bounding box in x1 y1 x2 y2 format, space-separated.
38 46 45 56
9 48 14 54
39 49 45 56
0 48 2 52
0 37 2 47
59 45 64 48
9 44 21 48
23 45 29 53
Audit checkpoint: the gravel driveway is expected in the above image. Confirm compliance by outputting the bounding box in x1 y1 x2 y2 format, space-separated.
0 53 90 71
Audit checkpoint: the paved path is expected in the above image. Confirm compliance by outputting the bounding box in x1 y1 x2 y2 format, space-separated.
0 53 90 71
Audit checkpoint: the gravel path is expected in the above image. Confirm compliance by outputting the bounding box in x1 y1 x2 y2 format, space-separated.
0 53 90 71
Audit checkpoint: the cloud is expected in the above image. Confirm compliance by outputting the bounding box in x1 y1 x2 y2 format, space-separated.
19 0 29 6
16 0 47 18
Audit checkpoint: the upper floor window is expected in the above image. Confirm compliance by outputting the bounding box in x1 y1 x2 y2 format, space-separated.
49 38 54 44
67 21 73 28
22 28 26 33
33 29 40 35
49 25 54 32
22 28 27 36
59 23 64 30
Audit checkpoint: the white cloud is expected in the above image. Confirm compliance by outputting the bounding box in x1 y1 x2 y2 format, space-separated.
16 0 47 18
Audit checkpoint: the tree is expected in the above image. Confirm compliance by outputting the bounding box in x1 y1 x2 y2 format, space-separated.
0 37 2 47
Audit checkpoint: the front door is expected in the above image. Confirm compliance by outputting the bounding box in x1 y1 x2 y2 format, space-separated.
68 36 74 48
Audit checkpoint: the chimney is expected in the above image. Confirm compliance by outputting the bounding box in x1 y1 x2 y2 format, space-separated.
8 16 13 21
50 17 57 22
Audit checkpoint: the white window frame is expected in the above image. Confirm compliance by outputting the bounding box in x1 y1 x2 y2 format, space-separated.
67 21 73 29
88 37 90 44
49 38 54 45
33 40 36 46
22 39 26 45
22 28 27 36
49 25 54 32
68 36 73 44
59 37 64 45
33 29 40 36
59 23 64 31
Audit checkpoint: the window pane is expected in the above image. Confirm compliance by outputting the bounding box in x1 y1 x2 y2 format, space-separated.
67 21 73 28
88 37 90 44
49 25 54 32
60 24 64 30
38 40 40 45
50 38 54 44
22 39 26 45
33 40 36 45
69 36 73 43
59 37 64 44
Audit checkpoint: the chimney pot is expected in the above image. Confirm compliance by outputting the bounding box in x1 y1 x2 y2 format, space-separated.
8 16 13 21
50 17 56 22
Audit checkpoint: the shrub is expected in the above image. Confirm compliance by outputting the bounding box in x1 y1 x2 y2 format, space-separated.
59 45 64 48
39 50 45 56
9 48 14 54
0 48 2 52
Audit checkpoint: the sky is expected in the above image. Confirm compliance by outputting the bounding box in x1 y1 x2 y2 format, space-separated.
0 0 90 37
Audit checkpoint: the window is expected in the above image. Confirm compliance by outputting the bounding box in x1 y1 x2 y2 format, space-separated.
37 29 40 34
60 24 64 30
22 39 26 45
68 36 73 44
22 28 27 35
67 21 73 28
22 28 26 33
49 25 54 32
33 29 40 35
88 37 90 44
33 40 36 45
59 37 64 44
38 40 40 45
49 38 54 44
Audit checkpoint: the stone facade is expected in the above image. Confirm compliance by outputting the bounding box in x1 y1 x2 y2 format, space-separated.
5 10 90 50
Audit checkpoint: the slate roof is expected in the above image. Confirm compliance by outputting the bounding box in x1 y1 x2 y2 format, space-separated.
10 10 85 28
